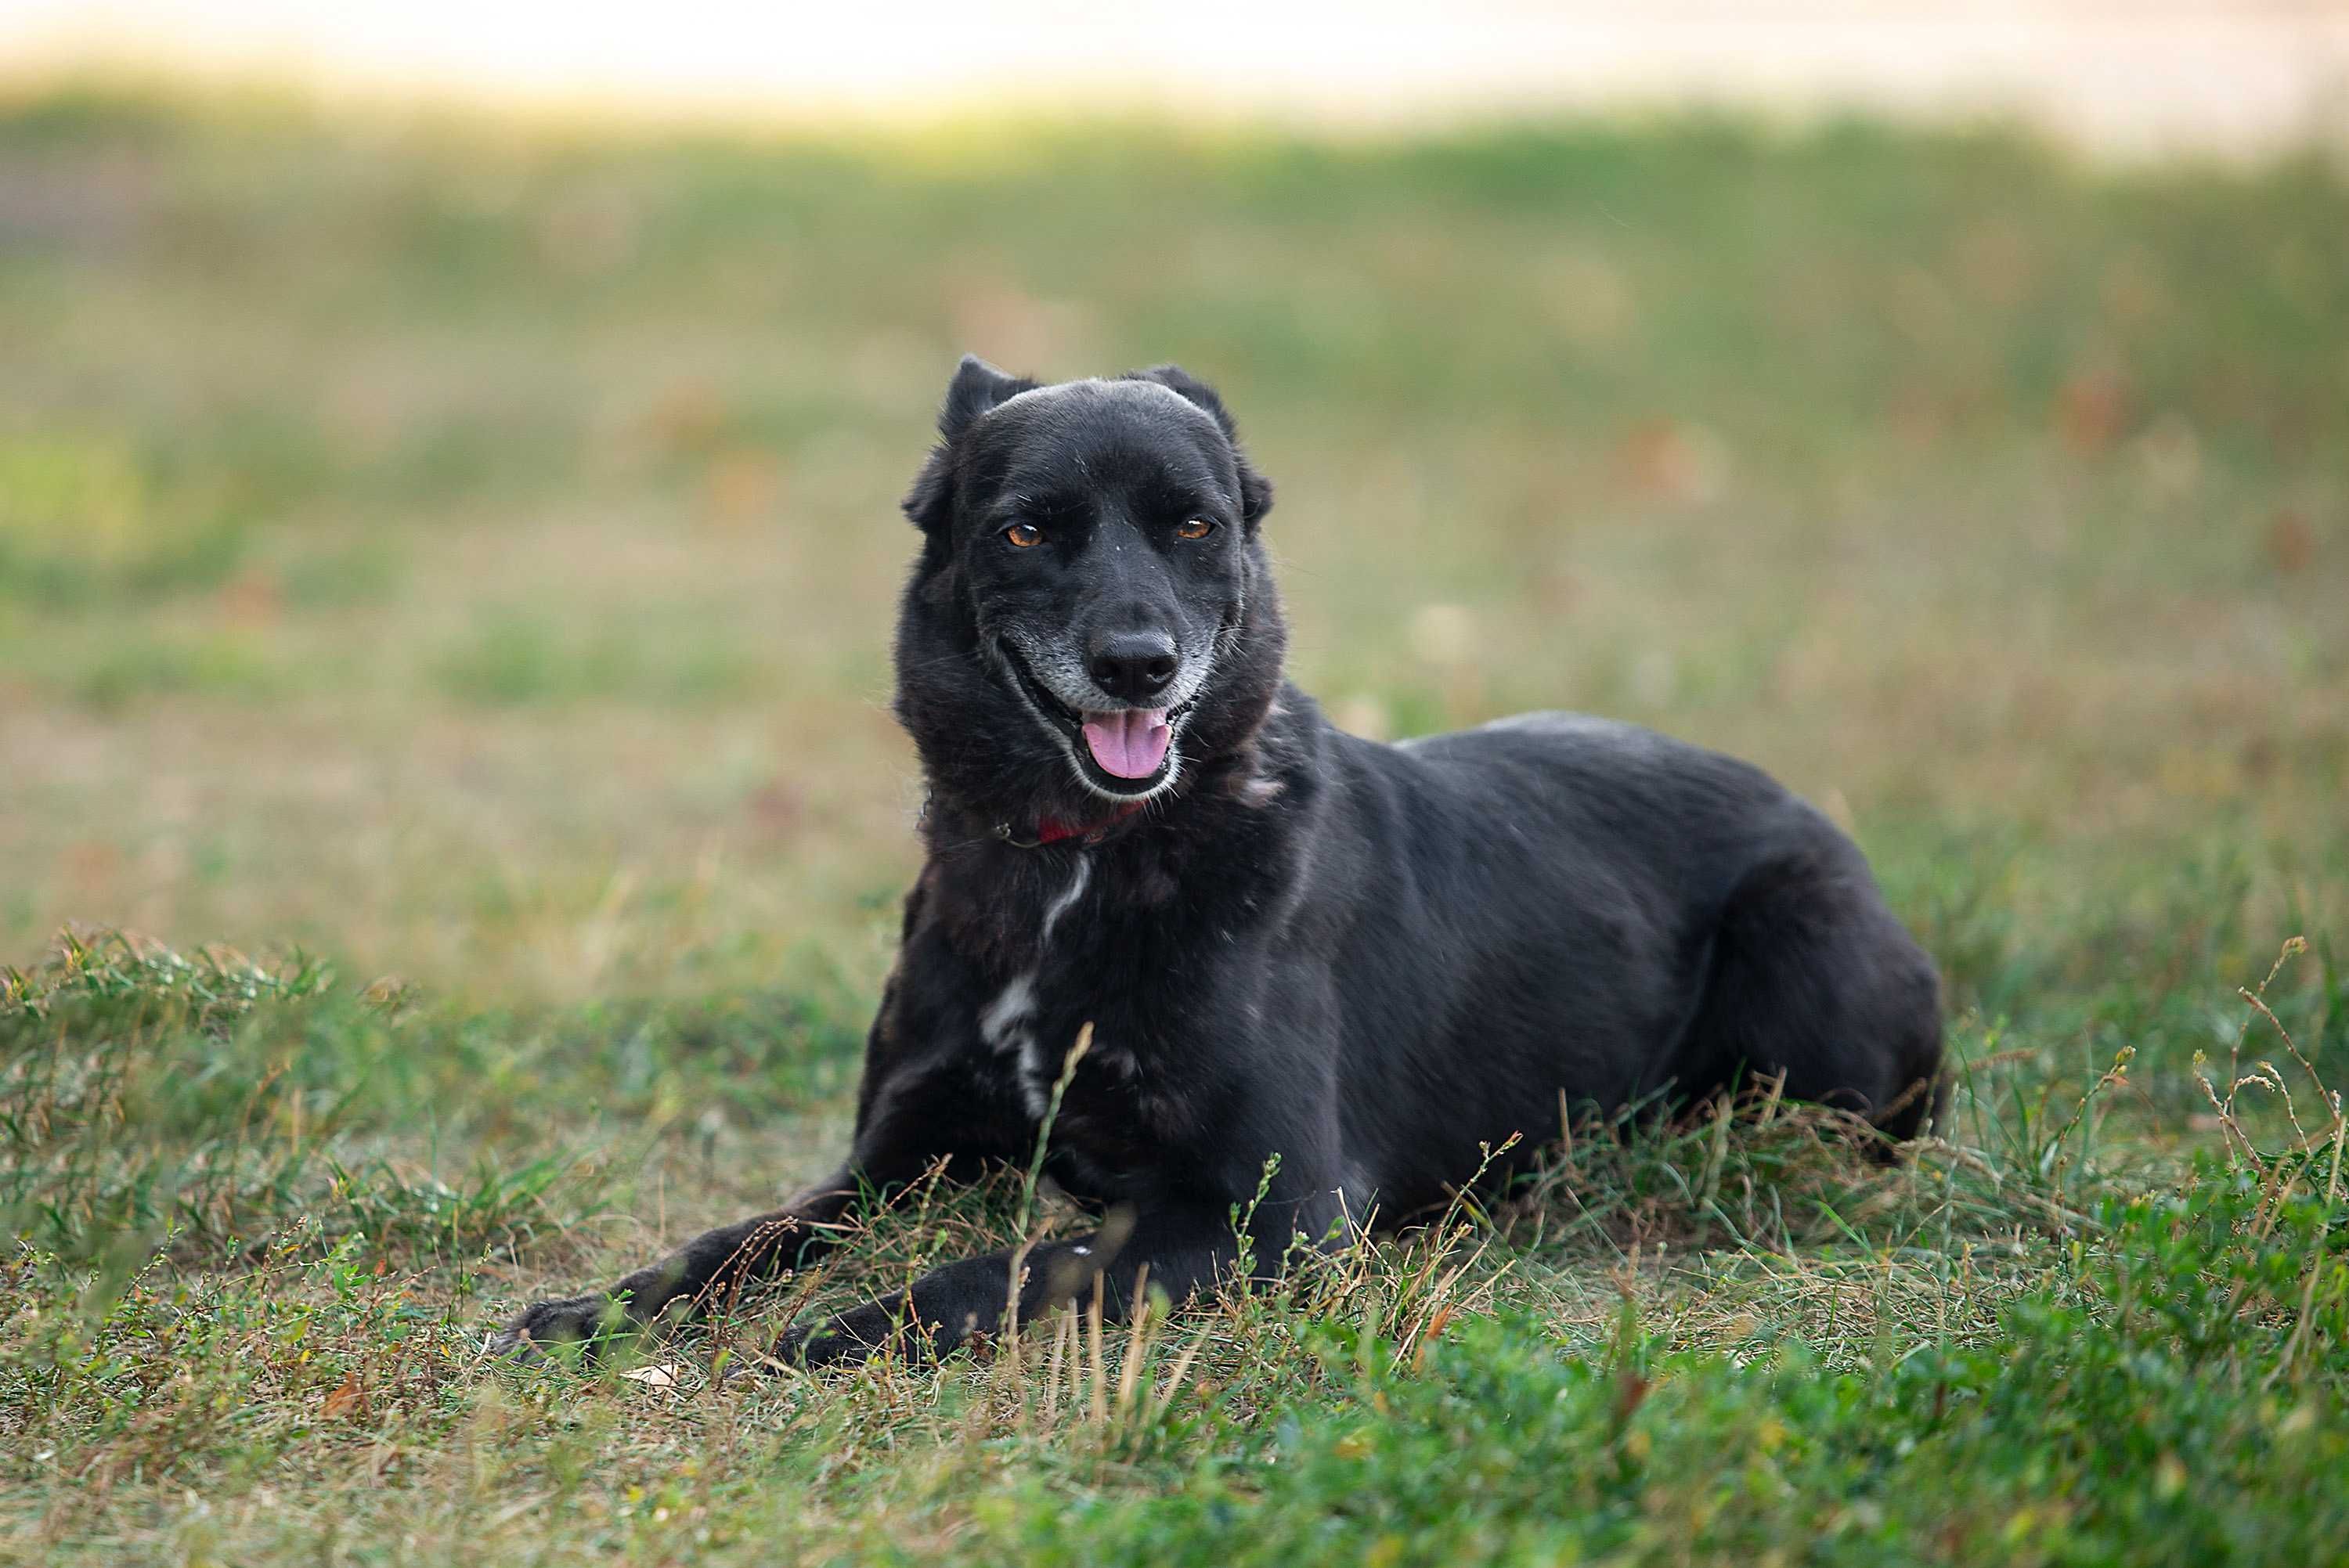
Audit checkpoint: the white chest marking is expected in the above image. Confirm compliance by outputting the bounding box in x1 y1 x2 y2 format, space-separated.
1041 860 1091 943
979 860 1092 1122
979 974 1035 1054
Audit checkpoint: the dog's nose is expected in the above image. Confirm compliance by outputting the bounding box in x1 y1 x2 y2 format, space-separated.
1087 631 1178 702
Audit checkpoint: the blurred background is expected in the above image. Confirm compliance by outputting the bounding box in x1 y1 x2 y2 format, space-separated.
2 3 2344 1018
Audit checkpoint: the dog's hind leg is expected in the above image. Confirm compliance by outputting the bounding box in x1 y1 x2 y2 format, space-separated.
1673 834 1945 1148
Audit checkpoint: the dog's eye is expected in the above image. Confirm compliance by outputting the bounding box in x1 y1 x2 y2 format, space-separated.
1003 522 1045 549
1174 517 1215 540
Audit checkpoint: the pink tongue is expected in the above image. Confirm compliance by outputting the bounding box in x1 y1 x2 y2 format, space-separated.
1081 709 1172 779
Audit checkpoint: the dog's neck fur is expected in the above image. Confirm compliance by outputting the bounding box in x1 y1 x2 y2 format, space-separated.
914 712 1274 859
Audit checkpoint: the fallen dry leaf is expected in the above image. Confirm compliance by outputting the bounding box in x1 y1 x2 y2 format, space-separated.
322 1372 367 1421
620 1363 683 1390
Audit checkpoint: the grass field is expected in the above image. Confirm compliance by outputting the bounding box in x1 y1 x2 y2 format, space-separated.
4 86 2348 1563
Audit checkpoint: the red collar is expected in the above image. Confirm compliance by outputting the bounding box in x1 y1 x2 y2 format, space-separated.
1000 801 1146 849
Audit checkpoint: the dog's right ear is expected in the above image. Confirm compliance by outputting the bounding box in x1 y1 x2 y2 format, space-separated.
903 355 1038 532
937 354 1034 440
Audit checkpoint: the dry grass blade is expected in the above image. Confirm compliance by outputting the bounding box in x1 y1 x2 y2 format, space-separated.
1148 1325 1212 1423
1114 1267 1153 1430
1086 1285 1109 1429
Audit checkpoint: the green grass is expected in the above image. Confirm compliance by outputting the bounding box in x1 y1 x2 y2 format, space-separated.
4 932 2344 1563
2 85 2346 1562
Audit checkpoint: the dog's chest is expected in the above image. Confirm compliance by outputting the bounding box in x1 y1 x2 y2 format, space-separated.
966 856 1201 1172
973 857 1097 1122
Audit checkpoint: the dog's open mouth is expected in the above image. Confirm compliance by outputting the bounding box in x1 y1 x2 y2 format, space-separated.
1000 641 1189 795
1078 707 1171 779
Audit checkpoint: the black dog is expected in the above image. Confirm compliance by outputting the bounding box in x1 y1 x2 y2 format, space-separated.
497 358 1943 1369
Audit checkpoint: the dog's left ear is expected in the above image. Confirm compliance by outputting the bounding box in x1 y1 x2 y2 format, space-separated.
1128 364 1275 526
904 354 1040 532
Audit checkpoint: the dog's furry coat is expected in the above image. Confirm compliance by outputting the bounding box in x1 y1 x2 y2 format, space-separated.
498 359 1943 1368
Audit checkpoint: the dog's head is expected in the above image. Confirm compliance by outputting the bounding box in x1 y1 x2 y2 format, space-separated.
893 356 1284 822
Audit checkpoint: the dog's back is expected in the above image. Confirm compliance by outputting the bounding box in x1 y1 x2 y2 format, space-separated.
1284 702 1942 1211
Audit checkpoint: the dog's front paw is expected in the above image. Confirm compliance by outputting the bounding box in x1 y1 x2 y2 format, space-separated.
491 1292 636 1364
